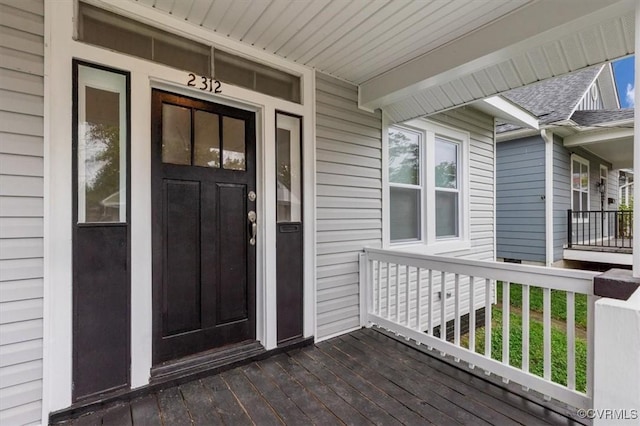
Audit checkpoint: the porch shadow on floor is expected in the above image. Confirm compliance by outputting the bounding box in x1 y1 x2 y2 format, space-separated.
53 328 587 425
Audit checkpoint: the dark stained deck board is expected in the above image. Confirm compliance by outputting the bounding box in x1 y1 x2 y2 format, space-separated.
221 368 284 425
130 394 162 426
241 361 312 425
156 387 192 426
273 351 373 425
333 333 487 425
257 354 343 425
361 329 580 425
100 403 132 426
179 380 223 425
200 374 253 425
302 344 428 425
291 347 403 425
343 332 522 425
54 328 585 426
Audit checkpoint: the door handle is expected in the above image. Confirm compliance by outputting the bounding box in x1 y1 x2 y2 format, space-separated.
248 211 257 246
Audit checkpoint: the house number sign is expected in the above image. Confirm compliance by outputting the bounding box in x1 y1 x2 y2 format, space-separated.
187 73 222 93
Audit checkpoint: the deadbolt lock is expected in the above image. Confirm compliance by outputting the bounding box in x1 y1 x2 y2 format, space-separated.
248 191 256 202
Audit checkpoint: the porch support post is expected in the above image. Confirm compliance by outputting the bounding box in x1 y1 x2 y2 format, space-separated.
593 286 640 425
634 0 640 278
542 130 554 266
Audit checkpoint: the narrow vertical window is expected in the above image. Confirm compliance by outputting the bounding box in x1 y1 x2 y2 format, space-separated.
389 127 421 242
77 64 128 223
276 113 302 222
435 137 459 238
571 155 589 216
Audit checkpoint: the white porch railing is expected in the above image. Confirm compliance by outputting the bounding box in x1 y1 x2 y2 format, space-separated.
359 248 599 409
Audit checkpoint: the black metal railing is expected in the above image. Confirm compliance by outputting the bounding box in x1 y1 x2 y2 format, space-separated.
567 209 633 249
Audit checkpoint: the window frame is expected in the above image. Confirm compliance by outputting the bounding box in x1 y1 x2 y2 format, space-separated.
384 118 470 253
571 154 590 220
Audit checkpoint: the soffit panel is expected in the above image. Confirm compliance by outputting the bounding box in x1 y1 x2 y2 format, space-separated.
384 13 634 123
125 0 530 84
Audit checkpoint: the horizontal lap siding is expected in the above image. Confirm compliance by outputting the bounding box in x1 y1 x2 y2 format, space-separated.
553 136 570 262
0 1 44 425
429 107 496 261
315 73 382 339
496 136 546 263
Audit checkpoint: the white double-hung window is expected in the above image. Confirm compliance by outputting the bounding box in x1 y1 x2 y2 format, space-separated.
387 119 469 251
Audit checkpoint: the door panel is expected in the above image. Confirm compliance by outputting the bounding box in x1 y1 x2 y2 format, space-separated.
163 179 201 335
217 183 248 323
152 90 256 364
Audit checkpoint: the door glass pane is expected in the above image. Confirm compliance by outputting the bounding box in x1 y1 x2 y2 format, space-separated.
435 138 457 189
77 65 127 223
389 128 420 185
276 113 302 222
582 192 588 211
390 187 420 241
162 104 191 165
436 191 458 238
194 110 220 168
222 116 245 170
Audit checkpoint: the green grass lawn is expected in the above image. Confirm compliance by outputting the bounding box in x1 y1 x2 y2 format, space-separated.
461 282 588 393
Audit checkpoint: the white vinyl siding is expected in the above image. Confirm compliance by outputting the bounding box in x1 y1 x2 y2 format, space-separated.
315 72 382 339
0 0 44 425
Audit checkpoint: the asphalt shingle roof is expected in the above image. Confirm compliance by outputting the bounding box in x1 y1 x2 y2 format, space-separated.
501 65 603 125
570 109 634 127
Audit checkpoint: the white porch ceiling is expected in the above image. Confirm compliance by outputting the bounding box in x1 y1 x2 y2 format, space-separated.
126 0 635 123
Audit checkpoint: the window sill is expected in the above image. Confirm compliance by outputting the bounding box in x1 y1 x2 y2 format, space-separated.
388 239 472 256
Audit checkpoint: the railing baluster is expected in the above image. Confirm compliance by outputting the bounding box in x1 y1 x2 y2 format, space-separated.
543 288 552 384
454 274 460 349
405 265 410 326
522 284 530 375
376 261 381 315
428 270 433 340
416 267 422 331
440 272 447 343
485 278 492 360
469 276 475 356
386 263 391 319
567 291 576 390
502 281 510 370
395 263 400 322
587 295 595 399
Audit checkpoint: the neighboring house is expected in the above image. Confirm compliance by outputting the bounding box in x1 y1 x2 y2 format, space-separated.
1 1 639 425
495 63 634 266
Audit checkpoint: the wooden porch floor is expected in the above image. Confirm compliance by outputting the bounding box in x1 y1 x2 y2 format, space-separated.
55 329 584 425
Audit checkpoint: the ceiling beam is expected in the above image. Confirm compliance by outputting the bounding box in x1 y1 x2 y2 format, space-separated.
359 0 634 111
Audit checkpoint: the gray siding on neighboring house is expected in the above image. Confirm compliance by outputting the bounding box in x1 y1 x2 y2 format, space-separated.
315 72 383 339
496 136 546 263
0 0 44 425
554 140 617 260
553 135 570 262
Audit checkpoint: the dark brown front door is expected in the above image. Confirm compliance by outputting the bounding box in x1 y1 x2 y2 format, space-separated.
151 90 256 364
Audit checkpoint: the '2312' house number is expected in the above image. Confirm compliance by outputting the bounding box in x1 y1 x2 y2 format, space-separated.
187 73 222 93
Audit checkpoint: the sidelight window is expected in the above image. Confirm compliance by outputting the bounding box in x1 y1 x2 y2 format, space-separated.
76 63 128 223
276 113 302 222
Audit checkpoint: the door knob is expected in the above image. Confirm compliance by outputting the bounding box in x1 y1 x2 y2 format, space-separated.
248 211 257 246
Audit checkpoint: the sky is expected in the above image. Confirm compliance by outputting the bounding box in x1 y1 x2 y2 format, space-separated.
612 56 635 108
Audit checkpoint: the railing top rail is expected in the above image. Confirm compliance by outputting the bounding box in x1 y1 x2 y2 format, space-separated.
364 247 598 295
569 209 633 213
